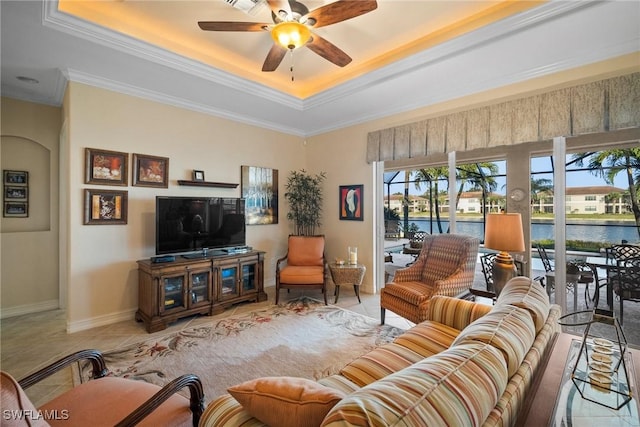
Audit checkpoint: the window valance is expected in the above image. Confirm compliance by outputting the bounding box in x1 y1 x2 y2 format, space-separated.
367 72 639 163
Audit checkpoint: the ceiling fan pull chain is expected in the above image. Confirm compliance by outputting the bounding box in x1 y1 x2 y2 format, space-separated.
289 49 295 82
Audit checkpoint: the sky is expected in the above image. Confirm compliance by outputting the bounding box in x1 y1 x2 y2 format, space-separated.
531 157 628 189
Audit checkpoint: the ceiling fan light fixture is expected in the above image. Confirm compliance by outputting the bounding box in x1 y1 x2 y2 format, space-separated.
271 21 311 50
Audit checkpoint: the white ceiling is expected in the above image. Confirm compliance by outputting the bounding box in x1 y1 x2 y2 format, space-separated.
1 1 639 137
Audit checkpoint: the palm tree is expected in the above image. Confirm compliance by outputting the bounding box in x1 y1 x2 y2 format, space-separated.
455 162 499 214
531 178 553 213
573 148 640 239
413 167 449 233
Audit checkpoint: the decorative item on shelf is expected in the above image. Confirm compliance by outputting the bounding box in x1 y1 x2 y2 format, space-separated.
348 246 358 265
339 184 363 221
192 170 205 181
483 212 525 295
560 308 632 410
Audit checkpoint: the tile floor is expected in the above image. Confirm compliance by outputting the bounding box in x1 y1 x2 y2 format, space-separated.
0 285 412 407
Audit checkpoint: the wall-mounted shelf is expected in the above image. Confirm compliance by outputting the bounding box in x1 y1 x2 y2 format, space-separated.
177 180 238 188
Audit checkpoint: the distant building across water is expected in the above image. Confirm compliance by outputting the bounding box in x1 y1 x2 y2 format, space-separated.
385 186 631 216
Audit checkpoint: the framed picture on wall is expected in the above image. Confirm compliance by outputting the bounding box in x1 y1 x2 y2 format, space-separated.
83 189 128 225
4 202 28 218
241 165 279 225
132 153 169 188
4 186 28 200
339 184 363 221
4 170 28 185
85 148 128 186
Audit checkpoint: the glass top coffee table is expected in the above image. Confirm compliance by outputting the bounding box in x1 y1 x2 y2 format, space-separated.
550 337 640 426
519 332 640 426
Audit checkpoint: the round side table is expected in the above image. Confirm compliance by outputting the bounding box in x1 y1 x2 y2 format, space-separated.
329 263 366 304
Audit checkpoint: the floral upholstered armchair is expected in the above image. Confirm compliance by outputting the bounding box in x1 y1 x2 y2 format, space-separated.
381 233 479 324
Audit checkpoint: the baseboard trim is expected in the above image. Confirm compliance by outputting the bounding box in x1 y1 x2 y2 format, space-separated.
0 300 60 319
67 309 137 333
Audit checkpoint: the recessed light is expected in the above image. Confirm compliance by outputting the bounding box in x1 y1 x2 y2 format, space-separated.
16 76 39 84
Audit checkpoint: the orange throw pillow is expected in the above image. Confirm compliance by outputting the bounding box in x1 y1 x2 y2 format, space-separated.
227 377 345 427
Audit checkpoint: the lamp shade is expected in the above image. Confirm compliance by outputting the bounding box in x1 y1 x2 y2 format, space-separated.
271 22 311 50
484 213 525 252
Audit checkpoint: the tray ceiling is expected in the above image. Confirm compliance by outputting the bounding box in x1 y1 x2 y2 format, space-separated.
1 1 638 136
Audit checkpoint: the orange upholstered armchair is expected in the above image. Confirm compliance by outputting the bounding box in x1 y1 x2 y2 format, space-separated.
1 349 204 427
276 235 328 305
380 233 479 324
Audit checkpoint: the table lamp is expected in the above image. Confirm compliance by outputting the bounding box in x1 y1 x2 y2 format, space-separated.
484 212 525 295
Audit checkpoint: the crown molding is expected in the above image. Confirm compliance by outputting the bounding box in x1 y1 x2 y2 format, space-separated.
31 0 638 137
304 1 597 110
43 0 594 113
64 69 307 136
43 0 304 110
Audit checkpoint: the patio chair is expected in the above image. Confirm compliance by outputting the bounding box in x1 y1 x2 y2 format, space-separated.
402 231 427 265
611 256 640 325
607 244 640 306
535 244 595 309
480 252 498 292
384 220 401 240
569 260 603 308
1 349 204 427
612 244 640 261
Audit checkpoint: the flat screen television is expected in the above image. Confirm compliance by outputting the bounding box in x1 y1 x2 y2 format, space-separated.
156 196 246 256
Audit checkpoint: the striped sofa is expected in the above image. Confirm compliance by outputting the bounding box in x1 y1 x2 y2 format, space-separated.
200 277 561 427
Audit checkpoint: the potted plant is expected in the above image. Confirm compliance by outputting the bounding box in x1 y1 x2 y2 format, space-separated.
284 169 326 236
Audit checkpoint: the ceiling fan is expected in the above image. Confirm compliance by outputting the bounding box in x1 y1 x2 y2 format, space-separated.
198 0 377 72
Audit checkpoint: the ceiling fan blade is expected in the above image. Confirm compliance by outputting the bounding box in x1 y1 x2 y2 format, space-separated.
303 0 377 28
266 0 292 18
198 21 269 31
307 34 352 67
262 43 288 71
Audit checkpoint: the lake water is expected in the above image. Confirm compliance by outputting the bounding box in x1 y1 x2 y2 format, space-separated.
406 218 638 245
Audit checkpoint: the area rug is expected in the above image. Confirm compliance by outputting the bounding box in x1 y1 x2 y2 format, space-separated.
81 297 404 402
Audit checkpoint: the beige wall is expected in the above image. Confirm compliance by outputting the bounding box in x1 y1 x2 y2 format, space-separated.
62 82 305 331
1 98 61 316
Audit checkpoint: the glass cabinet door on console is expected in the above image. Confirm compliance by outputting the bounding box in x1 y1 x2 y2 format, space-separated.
242 262 257 293
137 251 266 333
160 273 187 313
219 264 239 300
189 269 211 307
